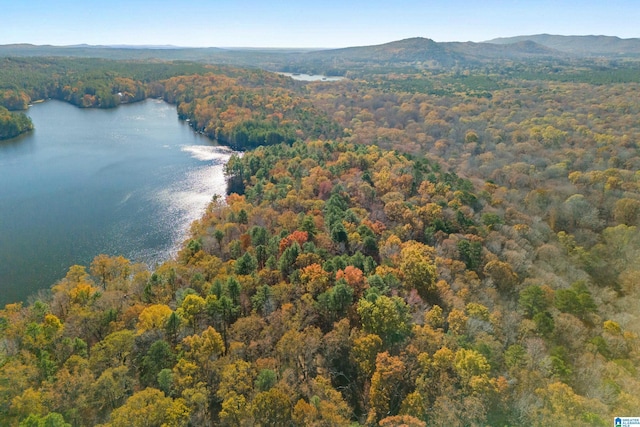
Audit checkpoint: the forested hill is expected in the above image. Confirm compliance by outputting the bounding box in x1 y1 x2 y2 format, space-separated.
0 106 33 140
487 34 640 57
0 58 340 148
0 36 570 72
2 36 637 77
302 37 560 64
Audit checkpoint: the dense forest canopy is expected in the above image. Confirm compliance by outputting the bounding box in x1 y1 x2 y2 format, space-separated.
0 106 32 139
1 47 640 426
0 58 340 148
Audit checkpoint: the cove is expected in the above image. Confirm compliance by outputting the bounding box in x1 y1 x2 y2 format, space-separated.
0 99 233 305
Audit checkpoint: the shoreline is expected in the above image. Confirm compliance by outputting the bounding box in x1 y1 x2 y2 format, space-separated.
0 99 234 306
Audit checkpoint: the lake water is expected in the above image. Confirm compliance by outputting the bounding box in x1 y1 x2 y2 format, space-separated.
0 99 232 305
278 72 344 82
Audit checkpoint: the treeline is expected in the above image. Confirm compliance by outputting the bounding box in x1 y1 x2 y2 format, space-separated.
0 106 33 140
0 57 215 109
163 73 342 150
0 57 342 149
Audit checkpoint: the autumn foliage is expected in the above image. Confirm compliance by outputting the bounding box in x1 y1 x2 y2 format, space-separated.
3 57 640 426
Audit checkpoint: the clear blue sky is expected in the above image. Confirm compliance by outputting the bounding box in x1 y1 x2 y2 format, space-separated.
1 0 638 48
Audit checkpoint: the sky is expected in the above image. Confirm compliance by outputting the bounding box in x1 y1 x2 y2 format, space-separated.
1 0 638 48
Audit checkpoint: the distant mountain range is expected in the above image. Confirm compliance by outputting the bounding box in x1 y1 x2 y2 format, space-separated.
303 37 561 65
486 34 640 56
1 35 638 73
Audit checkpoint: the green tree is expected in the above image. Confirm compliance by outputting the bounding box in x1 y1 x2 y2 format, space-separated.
235 251 257 275
554 281 597 321
457 239 483 271
357 295 412 347
251 285 274 317
140 340 176 387
278 242 300 277
518 285 550 318
19 413 70 427
255 369 277 392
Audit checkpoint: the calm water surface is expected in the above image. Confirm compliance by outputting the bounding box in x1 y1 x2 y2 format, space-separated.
0 99 232 305
278 72 344 82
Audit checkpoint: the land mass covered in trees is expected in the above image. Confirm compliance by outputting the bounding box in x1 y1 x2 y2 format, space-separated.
0 106 32 140
2 38 640 426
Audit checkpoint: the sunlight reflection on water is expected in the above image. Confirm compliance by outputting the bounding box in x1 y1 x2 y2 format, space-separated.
0 100 236 305
143 145 232 265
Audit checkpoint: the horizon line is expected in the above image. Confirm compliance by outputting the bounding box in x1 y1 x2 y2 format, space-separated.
2 33 639 51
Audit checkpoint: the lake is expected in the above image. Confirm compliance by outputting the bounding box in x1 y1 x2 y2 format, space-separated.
0 99 233 305
278 72 345 82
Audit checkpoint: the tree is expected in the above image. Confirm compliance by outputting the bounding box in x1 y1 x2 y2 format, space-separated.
561 194 602 232
0 106 33 140
457 239 483 271
276 327 322 380
235 251 257 275
318 280 354 321
252 388 292 427
300 263 330 296
279 231 309 253
140 340 176 387
107 388 189 427
454 348 490 384
165 311 182 345
217 360 255 401
614 198 640 226
206 294 238 351
225 154 246 195
89 330 136 374
180 326 224 380
554 281 596 321
292 377 352 426
447 308 468 336
483 260 517 292
379 415 426 427
178 294 206 333
367 352 406 424
219 392 249 427
336 265 366 297
399 241 437 300
214 229 225 251
254 369 277 393
251 285 274 317
11 388 47 423
157 369 174 396
137 304 173 334
533 382 606 426
278 242 300 277
518 285 551 318
357 295 412 347
19 413 70 427
90 254 131 289
45 355 93 423
91 365 133 414
351 333 383 378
